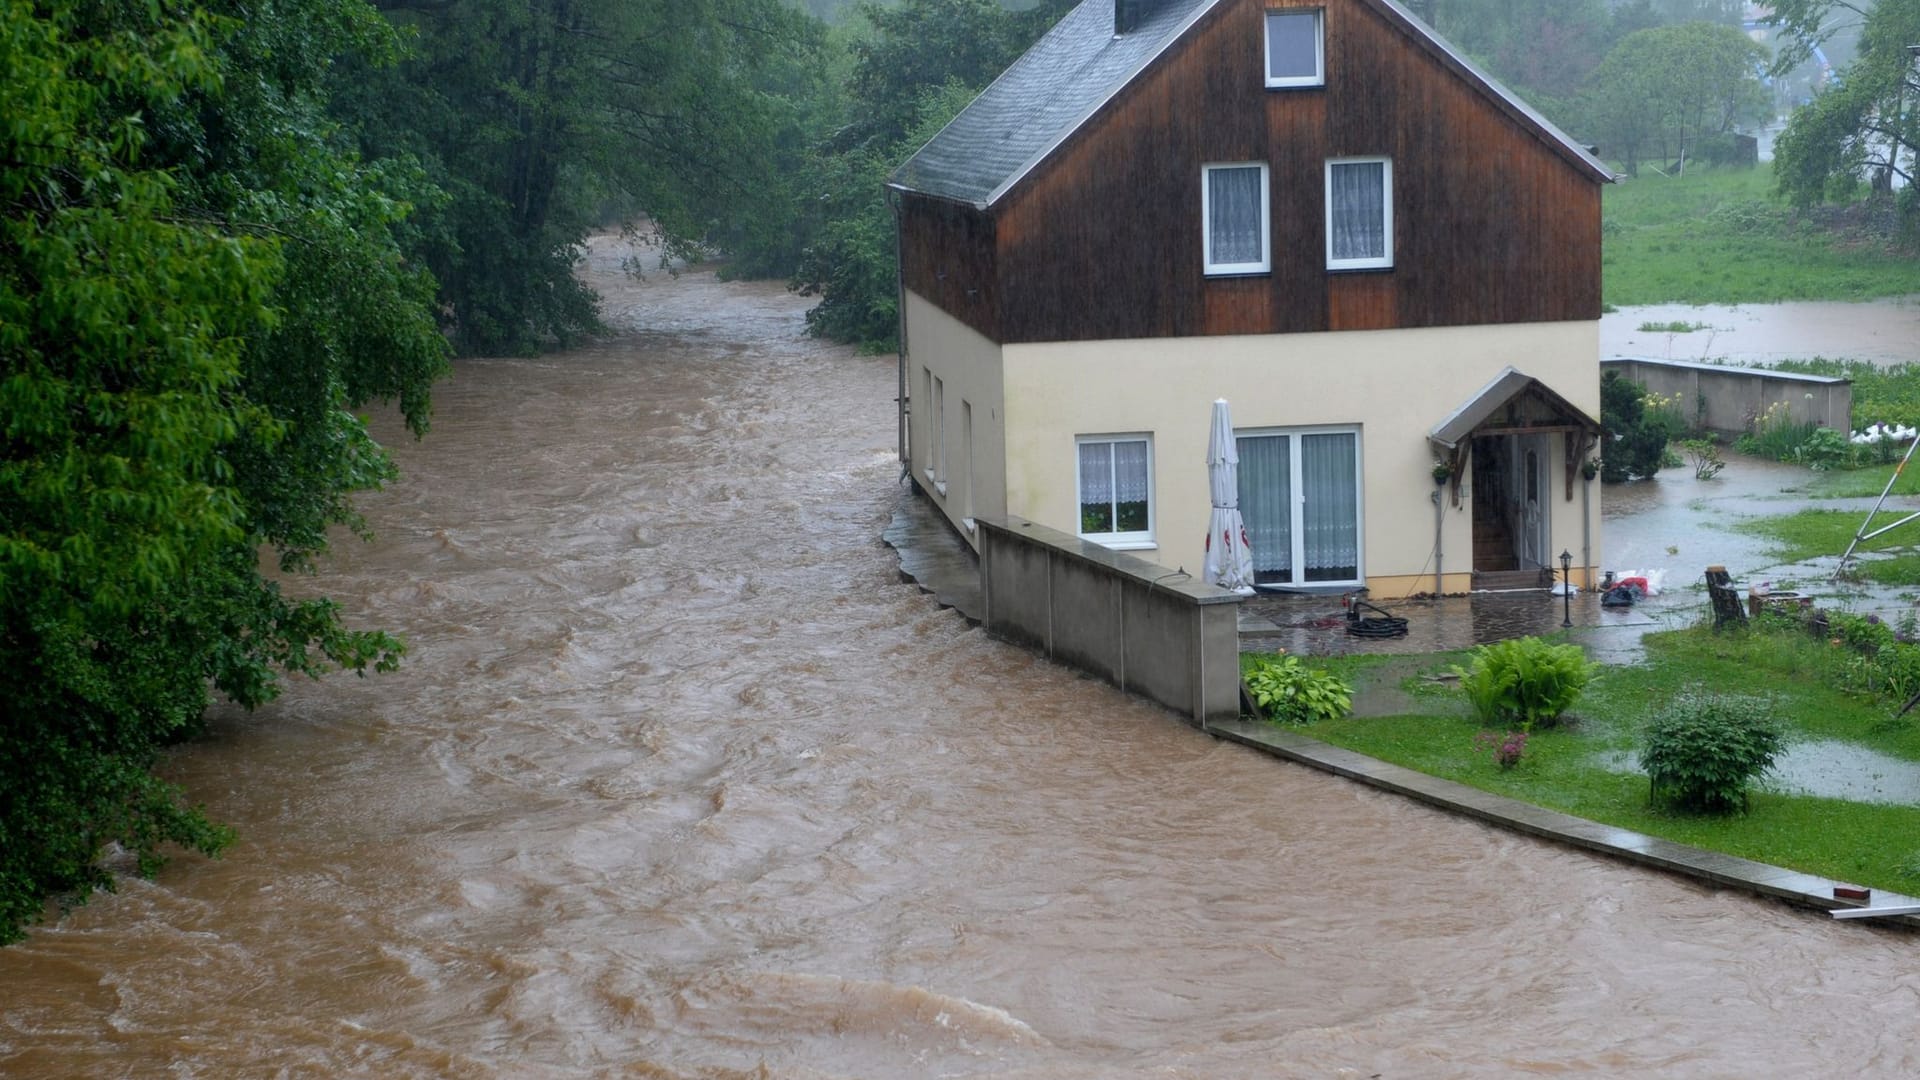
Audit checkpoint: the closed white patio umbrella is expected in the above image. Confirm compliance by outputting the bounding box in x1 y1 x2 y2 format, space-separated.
1204 398 1256 595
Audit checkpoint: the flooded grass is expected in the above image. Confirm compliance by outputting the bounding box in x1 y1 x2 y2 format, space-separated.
1732 507 1920 584
1259 624 1920 897
1603 168 1920 307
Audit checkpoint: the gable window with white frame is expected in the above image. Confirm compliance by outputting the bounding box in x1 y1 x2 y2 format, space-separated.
1264 9 1323 88
1202 163 1269 276
1235 426 1362 586
1077 434 1154 549
1326 157 1392 270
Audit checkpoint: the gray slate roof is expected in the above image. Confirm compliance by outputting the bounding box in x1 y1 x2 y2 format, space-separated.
889 0 1218 208
890 0 1610 211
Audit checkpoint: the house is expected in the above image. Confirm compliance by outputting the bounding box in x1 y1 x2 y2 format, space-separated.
889 0 1611 596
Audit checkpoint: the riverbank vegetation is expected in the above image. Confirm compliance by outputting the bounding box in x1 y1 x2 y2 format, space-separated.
2 0 448 943
1254 616 1920 897
1602 169 1920 306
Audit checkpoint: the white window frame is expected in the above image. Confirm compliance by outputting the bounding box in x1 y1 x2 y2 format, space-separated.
961 398 976 532
1201 162 1270 277
1264 8 1324 89
931 375 947 495
1234 424 1365 587
1075 433 1155 550
1325 156 1393 271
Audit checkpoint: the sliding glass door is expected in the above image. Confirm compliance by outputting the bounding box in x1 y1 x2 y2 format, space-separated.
1236 427 1362 587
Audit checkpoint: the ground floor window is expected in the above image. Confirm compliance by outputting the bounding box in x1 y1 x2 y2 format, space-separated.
1236 427 1361 585
1077 434 1153 547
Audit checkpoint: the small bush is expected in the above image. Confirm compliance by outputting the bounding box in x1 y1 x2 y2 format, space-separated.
1681 437 1725 480
1452 636 1597 731
1640 692 1785 814
1793 426 1855 471
1245 655 1354 725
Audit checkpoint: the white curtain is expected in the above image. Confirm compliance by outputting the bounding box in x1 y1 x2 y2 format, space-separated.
1329 161 1385 262
1079 441 1111 508
1209 166 1263 266
1112 440 1149 506
1080 439 1149 533
1302 433 1358 580
1237 434 1292 579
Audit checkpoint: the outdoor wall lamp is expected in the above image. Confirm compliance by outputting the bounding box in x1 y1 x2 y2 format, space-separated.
1560 549 1574 628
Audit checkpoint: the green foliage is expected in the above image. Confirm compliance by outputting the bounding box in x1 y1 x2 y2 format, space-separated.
1770 0 1920 237
1600 168 1920 306
1452 637 1598 731
1733 398 1820 462
1244 655 1355 725
1792 425 1853 470
791 1 1071 350
1776 357 1920 435
1640 692 1785 813
1599 371 1672 482
1681 436 1725 479
1579 22 1770 177
2 0 442 943
340 0 829 354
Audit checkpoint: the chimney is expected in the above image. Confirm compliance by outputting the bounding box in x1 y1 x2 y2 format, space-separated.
1115 0 1147 35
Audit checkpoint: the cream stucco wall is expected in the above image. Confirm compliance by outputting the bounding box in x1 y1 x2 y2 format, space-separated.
999 321 1603 594
903 291 1006 546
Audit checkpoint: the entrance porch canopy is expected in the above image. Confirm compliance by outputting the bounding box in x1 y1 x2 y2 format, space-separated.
1429 366 1603 504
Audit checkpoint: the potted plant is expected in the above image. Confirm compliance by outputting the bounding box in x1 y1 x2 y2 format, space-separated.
1431 458 1453 485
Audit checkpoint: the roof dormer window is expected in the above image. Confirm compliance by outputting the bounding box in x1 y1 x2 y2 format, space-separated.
1265 9 1324 88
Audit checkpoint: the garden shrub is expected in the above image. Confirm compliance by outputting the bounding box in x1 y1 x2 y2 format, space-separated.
1452 636 1597 731
1640 692 1785 814
1600 372 1675 482
1244 655 1354 725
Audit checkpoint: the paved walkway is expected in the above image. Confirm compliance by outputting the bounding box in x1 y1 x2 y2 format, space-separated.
882 484 1920 925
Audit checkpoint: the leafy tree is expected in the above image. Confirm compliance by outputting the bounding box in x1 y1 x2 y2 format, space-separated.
1580 23 1770 175
2 0 446 944
793 0 1073 350
796 81 977 346
1771 0 1920 230
1599 371 1671 481
1435 0 1614 118
342 0 827 355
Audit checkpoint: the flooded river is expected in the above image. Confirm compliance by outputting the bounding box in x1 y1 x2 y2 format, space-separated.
1603 297 1920 367
5 243 1919 1077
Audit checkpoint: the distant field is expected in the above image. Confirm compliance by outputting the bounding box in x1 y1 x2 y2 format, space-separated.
1602 167 1920 307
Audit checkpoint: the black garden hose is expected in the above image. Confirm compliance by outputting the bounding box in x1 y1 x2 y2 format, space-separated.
1345 596 1409 638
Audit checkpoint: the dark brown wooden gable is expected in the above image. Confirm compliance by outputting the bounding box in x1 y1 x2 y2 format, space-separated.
969 0 1601 345
898 194 999 341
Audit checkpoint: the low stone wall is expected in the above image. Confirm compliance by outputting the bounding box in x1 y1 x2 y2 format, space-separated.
975 515 1244 727
1601 357 1850 438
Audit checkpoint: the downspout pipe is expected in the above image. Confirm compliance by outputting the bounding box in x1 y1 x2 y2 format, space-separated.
890 188 908 470
1581 467 1592 589
1432 487 1443 598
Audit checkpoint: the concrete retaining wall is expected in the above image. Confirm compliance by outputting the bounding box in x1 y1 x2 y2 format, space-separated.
976 515 1244 727
1601 357 1850 438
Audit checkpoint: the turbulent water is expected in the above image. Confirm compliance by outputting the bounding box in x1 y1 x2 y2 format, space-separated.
5 240 1920 1078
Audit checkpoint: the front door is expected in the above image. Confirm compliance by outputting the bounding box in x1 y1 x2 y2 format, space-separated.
1471 433 1551 573
1237 428 1363 587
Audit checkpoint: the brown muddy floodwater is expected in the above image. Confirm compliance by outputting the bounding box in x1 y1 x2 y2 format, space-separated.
5 240 1920 1078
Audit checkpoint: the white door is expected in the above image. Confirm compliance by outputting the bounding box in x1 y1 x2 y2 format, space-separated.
1236 428 1363 587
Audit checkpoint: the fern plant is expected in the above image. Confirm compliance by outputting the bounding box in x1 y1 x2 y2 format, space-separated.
1244 655 1354 725
1452 636 1596 731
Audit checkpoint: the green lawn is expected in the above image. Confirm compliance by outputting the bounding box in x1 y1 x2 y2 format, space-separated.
1732 507 1920 584
1264 626 1920 895
1602 168 1920 307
